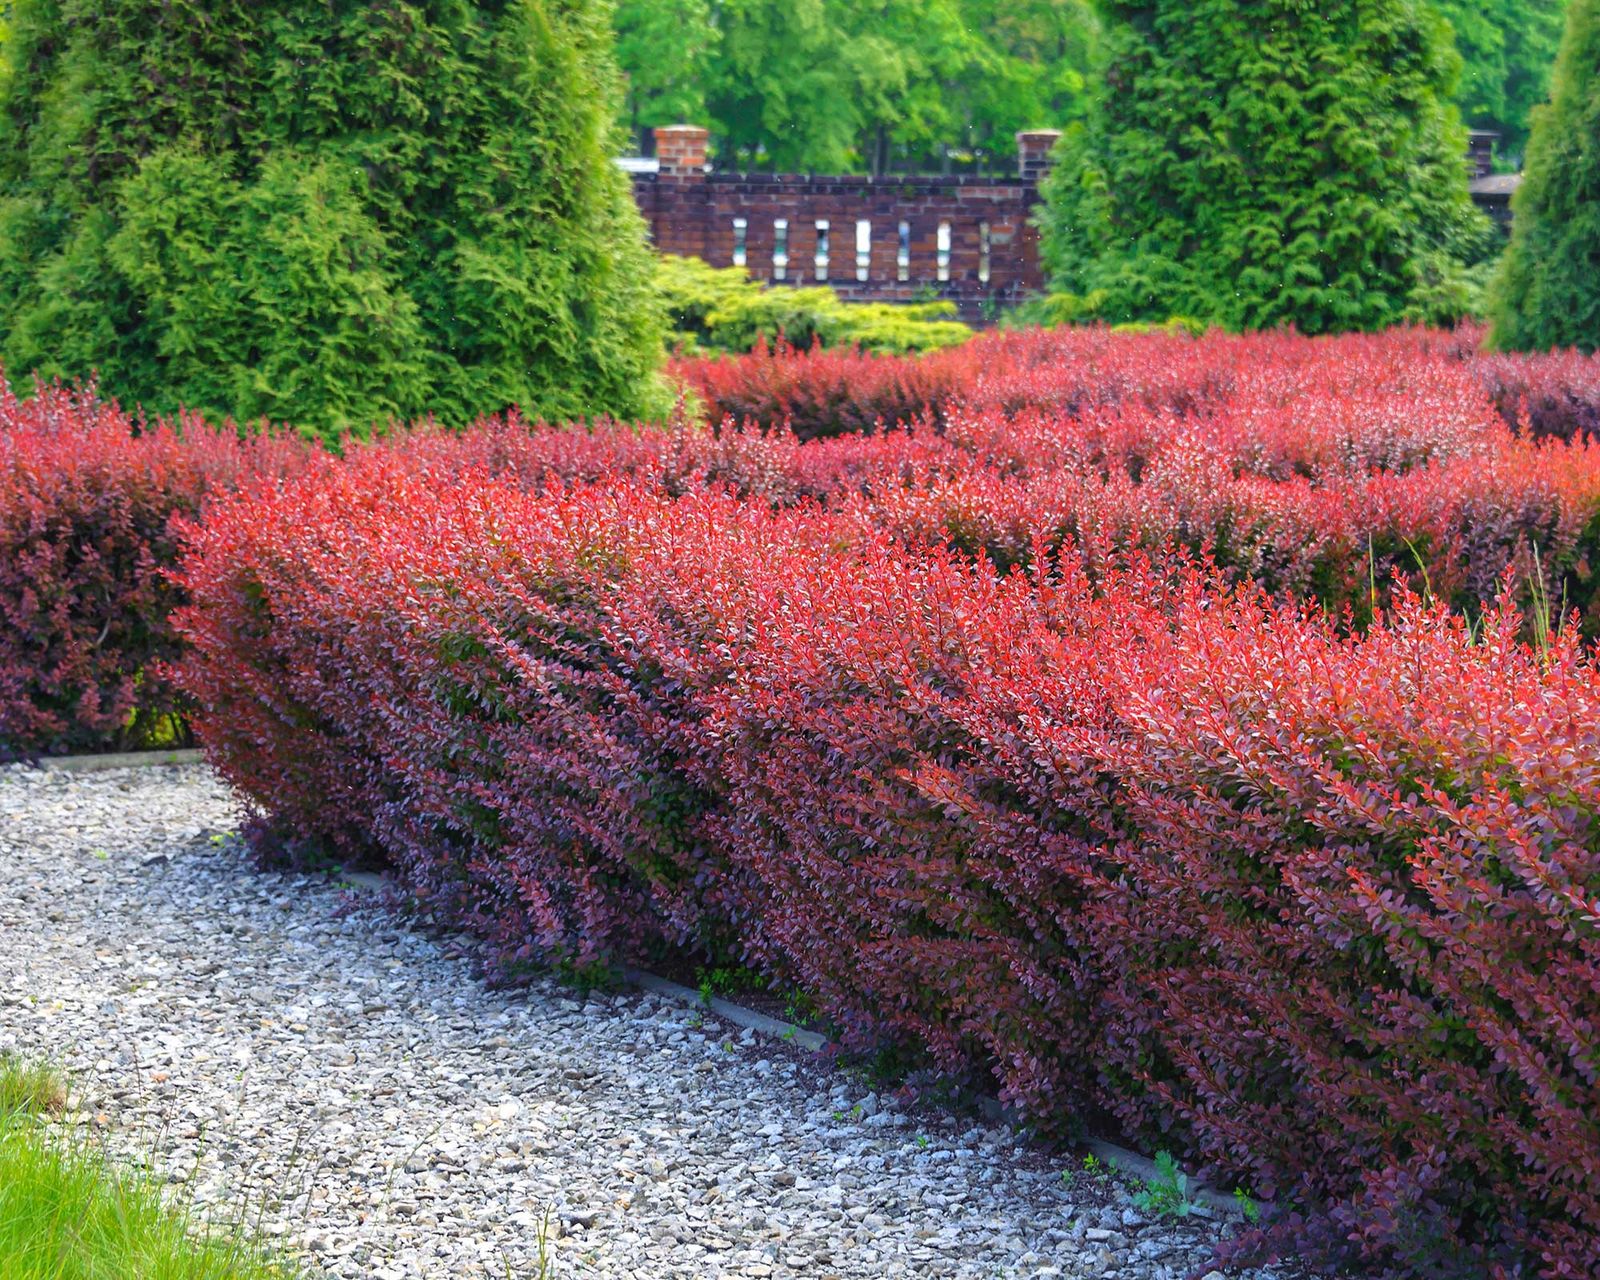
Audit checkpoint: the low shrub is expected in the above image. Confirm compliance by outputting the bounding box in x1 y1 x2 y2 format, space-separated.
671 338 961 440
0 376 306 757
842 427 1600 626
15 322 1600 759
676 321 1600 446
174 462 1600 1279
1062 585 1600 1279
656 255 971 355
363 391 1600 635
712 548 1600 1278
172 457 800 956
1471 347 1600 440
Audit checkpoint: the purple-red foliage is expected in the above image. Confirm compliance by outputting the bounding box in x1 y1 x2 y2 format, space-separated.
174 450 1600 1279
673 323 1600 448
1471 347 1600 441
16 323 1600 754
670 336 962 440
0 375 306 755
17 322 1600 1272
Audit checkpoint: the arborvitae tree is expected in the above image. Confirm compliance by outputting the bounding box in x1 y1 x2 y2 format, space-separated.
0 1 666 437
1489 0 1600 352
1039 0 1492 334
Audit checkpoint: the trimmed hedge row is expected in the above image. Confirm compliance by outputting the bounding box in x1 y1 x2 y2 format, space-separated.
10 321 1600 756
670 324 1600 443
173 452 1600 1279
13 325 1600 758
0 378 306 756
333 398 1600 633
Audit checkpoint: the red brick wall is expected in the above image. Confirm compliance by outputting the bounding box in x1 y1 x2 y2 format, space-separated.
635 128 1514 320
633 127 1060 323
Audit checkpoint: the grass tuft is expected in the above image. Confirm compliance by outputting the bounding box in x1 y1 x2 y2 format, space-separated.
0 1055 68 1119
0 1054 304 1279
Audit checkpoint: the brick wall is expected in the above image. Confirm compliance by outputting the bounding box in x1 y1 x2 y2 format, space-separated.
632 126 1060 323
633 126 1517 321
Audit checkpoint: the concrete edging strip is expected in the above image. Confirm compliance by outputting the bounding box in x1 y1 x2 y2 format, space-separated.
28 748 205 773
335 866 1238 1220
626 967 1235 1216
622 967 830 1053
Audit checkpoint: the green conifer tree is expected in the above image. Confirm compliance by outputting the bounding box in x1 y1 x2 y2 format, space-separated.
1489 0 1600 352
0 1 666 438
1039 0 1491 334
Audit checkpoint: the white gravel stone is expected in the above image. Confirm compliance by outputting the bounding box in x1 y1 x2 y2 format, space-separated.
0 764 1302 1279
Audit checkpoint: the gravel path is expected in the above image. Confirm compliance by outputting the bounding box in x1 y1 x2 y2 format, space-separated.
0 764 1289 1280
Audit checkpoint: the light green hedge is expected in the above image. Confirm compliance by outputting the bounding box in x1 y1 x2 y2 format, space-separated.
657 255 972 354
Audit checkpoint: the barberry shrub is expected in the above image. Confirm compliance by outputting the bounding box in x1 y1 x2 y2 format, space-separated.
675 324 1600 444
0 377 304 757
174 454 1600 1278
14 323 1600 756
0 0 667 441
670 337 960 441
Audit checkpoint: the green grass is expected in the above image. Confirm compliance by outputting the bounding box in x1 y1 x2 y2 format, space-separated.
0 1059 66 1119
0 1054 303 1280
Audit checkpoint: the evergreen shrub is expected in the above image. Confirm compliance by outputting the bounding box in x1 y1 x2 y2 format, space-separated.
0 0 667 442
1489 0 1600 352
1039 0 1493 333
658 255 971 355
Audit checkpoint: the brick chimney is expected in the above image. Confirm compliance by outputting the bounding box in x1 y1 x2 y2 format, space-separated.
1016 130 1063 183
655 124 709 177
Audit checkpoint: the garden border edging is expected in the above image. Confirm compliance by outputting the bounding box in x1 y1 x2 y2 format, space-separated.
623 974 1240 1218
332 867 1239 1220
22 749 204 774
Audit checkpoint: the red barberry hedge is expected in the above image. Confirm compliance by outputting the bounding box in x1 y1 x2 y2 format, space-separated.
673 323 1600 447
174 447 1600 1279
10 320 1600 1272
0 377 306 756
671 336 960 441
13 323 1600 755
1472 347 1600 441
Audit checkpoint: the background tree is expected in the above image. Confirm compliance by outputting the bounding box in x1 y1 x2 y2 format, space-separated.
703 0 987 174
0 0 666 438
1489 0 1600 351
614 0 1097 174
1433 0 1567 163
1039 0 1492 334
614 0 718 152
611 0 1560 177
944 0 1100 169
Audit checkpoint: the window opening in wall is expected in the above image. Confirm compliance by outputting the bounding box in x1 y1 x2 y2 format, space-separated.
733 217 748 268
773 218 789 281
936 221 952 282
898 221 911 281
855 220 871 282
815 219 830 281
978 220 991 284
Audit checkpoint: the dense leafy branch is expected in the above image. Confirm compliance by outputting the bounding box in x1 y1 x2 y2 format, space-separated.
0 0 668 438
